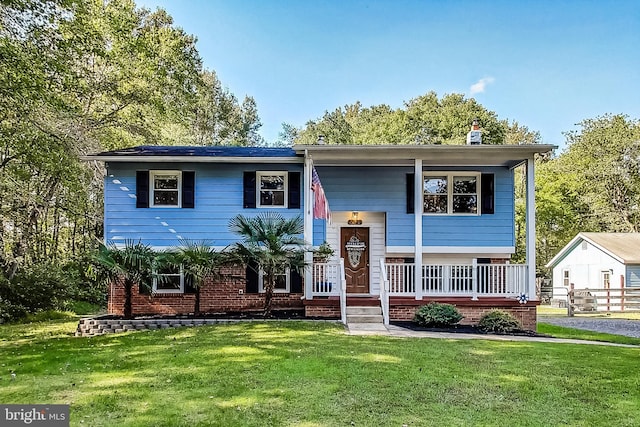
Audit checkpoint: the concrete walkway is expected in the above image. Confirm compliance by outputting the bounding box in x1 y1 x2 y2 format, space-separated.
347 323 639 348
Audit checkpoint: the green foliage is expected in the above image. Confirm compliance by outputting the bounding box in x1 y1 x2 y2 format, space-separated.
478 310 522 333
294 92 511 146
24 310 77 322
0 263 71 322
229 212 306 316
0 0 262 297
413 302 463 327
169 240 224 314
92 240 156 318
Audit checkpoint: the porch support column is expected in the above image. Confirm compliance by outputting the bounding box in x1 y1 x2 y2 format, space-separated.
525 156 536 300
414 159 423 300
304 152 314 300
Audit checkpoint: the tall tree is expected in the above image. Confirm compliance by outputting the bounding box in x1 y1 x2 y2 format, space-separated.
293 92 507 145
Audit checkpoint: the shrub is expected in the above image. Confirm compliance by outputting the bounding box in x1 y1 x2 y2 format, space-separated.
478 310 522 333
413 302 463 327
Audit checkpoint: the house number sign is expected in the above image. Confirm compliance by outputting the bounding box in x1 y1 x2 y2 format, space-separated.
345 235 366 268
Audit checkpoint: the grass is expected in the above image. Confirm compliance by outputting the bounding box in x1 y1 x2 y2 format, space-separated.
1 320 639 426
537 323 640 346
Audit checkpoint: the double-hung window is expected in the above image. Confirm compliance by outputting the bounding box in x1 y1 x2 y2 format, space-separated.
257 171 287 208
259 268 290 293
153 264 184 294
150 170 181 207
423 173 480 215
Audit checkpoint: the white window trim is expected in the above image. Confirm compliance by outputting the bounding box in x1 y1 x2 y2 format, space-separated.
422 172 481 216
150 170 182 208
152 265 185 294
258 268 290 293
256 171 288 208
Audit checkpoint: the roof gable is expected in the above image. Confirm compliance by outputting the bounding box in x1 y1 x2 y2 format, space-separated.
546 232 640 267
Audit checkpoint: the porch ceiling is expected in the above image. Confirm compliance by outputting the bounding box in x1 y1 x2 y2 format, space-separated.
293 144 556 168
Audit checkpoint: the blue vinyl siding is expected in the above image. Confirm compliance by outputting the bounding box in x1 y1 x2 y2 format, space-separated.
312 166 414 246
312 166 514 248
105 162 303 247
423 167 514 247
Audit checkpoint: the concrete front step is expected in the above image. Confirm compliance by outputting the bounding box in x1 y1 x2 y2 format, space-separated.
346 314 384 324
346 306 382 316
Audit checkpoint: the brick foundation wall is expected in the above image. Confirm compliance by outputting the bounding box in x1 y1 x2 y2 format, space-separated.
389 298 538 331
305 306 341 318
107 266 303 317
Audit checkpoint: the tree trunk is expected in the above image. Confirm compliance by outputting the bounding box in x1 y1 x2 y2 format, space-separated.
263 280 274 318
123 280 133 319
195 288 201 316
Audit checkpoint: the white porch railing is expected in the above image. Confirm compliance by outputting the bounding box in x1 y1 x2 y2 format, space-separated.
312 260 347 324
379 258 390 325
385 262 528 298
311 262 341 296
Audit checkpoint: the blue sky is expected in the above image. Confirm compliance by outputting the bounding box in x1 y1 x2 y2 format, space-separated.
138 0 639 150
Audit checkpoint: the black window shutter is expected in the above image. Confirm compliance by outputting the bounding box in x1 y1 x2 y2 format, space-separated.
136 171 149 208
243 171 256 208
184 274 196 293
481 173 495 214
182 171 195 208
406 173 415 214
290 269 303 293
288 171 301 209
246 262 259 293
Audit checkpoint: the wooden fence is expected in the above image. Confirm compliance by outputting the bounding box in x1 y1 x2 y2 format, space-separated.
567 284 640 316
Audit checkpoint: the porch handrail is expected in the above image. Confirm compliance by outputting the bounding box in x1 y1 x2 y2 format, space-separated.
385 262 529 298
379 258 390 325
339 258 347 325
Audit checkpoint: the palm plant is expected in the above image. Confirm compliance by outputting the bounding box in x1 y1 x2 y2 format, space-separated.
170 240 222 315
228 212 306 317
93 240 155 319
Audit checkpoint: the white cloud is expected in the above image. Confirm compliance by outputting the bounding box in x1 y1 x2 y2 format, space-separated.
469 77 495 96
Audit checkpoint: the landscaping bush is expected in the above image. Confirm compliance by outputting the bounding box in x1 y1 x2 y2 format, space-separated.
478 310 522 333
0 263 71 322
413 302 463 327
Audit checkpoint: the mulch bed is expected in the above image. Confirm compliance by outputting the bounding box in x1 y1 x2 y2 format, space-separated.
390 321 549 337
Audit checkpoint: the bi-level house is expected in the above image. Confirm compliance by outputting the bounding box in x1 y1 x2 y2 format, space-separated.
86 132 554 330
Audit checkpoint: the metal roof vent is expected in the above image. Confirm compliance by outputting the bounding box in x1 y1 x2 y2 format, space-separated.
317 134 326 145
466 119 482 145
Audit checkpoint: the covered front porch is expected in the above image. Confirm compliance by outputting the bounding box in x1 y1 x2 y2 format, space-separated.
307 259 532 326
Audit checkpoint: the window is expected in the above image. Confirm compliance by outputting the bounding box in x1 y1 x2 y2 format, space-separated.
153 265 184 293
150 171 181 207
423 173 479 215
259 268 290 293
562 269 570 287
257 171 287 208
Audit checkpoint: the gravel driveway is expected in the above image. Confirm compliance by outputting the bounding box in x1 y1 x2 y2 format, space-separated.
540 316 640 338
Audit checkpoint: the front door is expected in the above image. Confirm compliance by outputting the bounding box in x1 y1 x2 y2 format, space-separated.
341 227 370 293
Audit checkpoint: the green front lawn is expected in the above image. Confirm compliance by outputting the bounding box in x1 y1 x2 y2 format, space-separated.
1 320 639 426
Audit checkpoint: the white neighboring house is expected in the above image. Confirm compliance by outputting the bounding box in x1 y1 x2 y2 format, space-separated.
546 233 640 306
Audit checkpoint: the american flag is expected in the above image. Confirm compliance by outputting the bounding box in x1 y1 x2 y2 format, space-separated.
312 167 331 221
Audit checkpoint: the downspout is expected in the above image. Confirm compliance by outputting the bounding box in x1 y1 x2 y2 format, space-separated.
304 150 314 300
